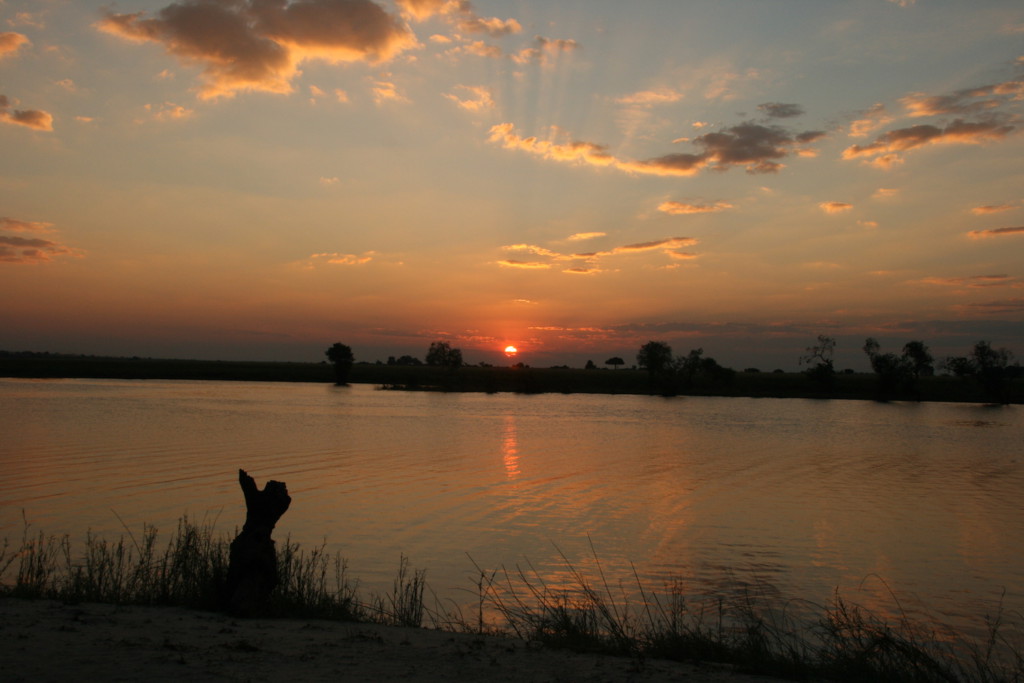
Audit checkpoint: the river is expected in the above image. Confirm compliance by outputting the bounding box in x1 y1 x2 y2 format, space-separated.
1 378 1021 639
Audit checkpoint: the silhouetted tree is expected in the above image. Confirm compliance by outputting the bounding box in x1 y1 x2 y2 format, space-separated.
942 355 973 377
584 360 597 370
863 337 910 399
942 341 1020 403
637 341 673 376
971 340 1021 404
902 340 934 379
426 340 463 370
605 357 625 370
800 335 836 389
674 348 705 387
325 342 354 385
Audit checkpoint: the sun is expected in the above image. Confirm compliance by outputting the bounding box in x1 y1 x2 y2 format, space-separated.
504 345 518 356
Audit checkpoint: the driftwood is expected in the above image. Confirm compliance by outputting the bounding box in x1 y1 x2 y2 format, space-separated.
223 469 291 616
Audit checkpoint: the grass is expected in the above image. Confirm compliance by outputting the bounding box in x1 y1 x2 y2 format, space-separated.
2 519 1022 682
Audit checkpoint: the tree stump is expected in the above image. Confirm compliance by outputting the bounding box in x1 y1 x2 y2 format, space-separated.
223 469 291 616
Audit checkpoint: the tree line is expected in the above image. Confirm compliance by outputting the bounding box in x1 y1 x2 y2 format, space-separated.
325 336 1021 403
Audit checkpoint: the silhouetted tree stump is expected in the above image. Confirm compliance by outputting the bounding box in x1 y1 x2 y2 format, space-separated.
223 469 291 616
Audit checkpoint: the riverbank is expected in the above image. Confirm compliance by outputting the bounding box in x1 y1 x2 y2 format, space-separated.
0 598 782 683
1 353 1019 403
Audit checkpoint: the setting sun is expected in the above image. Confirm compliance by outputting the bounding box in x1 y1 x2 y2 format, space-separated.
504 346 518 356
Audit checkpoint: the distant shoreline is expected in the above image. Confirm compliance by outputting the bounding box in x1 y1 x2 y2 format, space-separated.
1 353 1019 404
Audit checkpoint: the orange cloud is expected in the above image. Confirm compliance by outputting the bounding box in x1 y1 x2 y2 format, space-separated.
848 103 893 138
920 274 1018 287
0 32 30 58
491 121 824 177
511 36 579 66
497 259 552 270
842 119 1015 164
615 87 683 106
97 0 416 100
310 251 376 265
0 94 53 131
658 200 733 215
444 85 494 112
0 217 54 232
397 0 520 36
140 101 194 122
967 226 1024 239
819 201 853 214
971 203 1017 215
488 123 616 168
501 236 698 273
0 218 83 264
901 79 1024 117
565 232 605 242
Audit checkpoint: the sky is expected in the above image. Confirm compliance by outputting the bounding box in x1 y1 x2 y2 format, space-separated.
2 0 1023 370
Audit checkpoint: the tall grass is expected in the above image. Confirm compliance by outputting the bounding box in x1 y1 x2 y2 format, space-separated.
2 519 1022 682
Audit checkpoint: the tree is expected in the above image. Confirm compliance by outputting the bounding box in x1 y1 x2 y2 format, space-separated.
584 359 597 370
426 340 463 370
325 342 354 385
863 337 910 399
902 340 934 379
605 357 625 370
637 341 673 376
942 341 1021 403
800 335 836 388
971 340 1021 404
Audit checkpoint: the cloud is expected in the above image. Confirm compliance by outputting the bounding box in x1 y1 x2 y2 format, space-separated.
443 39 502 59
630 123 825 175
488 122 616 167
704 68 761 101
0 94 53 131
565 232 605 242
615 88 683 106
0 217 54 232
309 250 376 265
500 236 698 273
0 218 83 264
490 120 824 177
843 119 1016 164
920 274 1018 288
901 79 1024 117
444 84 493 112
848 103 894 138
511 36 579 66
370 77 407 104
97 0 416 100
967 226 1024 239
140 101 194 122
397 0 520 37
819 201 853 214
658 200 733 215
0 32 29 58
757 102 804 118
496 259 552 270
459 15 521 37
955 298 1024 314
971 203 1018 215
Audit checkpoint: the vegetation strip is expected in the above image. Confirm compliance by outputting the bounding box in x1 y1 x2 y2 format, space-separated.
2 519 1021 682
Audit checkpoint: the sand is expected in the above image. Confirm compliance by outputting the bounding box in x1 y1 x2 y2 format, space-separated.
0 598 783 682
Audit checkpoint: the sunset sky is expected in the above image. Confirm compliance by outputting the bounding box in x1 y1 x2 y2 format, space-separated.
2 0 1022 369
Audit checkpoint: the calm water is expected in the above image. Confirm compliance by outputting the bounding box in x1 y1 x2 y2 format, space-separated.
1 378 1021 636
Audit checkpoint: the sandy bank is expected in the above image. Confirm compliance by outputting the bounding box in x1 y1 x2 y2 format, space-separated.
0 598 783 682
